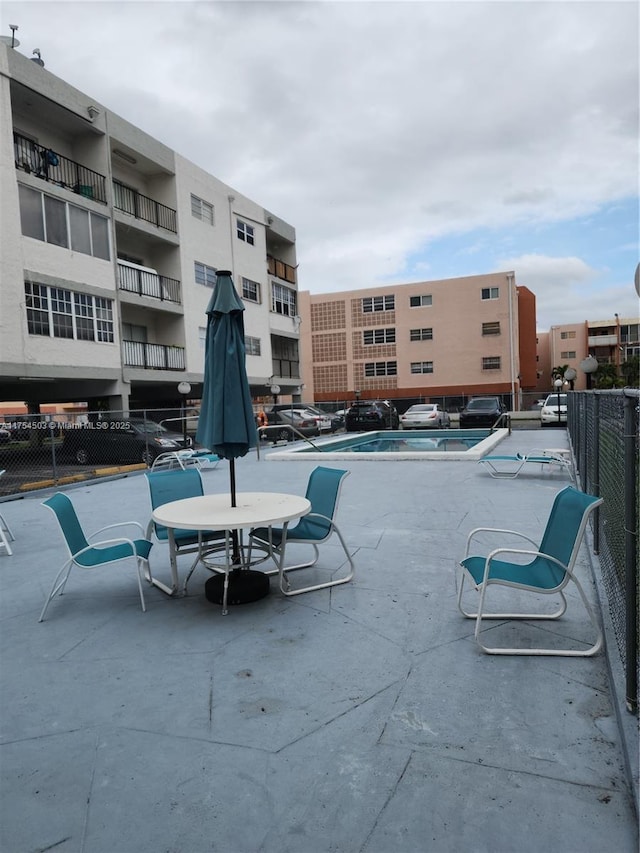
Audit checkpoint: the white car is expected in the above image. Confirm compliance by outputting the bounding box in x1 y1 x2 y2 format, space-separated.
400 404 451 429
289 408 332 433
540 393 568 427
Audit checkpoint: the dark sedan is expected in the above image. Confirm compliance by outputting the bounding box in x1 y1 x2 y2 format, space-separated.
345 400 399 432
459 397 507 429
62 418 192 465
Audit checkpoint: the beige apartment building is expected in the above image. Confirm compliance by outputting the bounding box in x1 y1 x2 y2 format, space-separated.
539 316 639 390
0 43 301 413
298 272 538 410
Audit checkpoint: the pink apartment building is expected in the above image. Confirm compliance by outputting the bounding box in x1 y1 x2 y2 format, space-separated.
298 271 538 410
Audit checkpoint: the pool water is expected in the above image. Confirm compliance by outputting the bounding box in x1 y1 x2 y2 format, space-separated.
267 428 508 462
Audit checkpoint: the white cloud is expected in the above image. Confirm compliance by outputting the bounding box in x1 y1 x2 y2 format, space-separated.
5 0 638 325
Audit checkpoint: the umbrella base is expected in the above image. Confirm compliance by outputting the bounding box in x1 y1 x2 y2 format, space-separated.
205 569 270 606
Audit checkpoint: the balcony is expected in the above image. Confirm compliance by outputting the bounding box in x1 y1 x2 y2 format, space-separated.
267 254 297 284
113 180 177 233
13 132 107 204
122 340 185 370
271 359 300 380
118 261 181 304
588 334 618 347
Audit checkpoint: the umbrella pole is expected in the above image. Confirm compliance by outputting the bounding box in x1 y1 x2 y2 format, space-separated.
229 459 241 564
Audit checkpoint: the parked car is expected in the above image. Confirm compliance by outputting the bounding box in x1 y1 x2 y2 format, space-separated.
345 400 399 432
540 393 568 427
399 403 451 429
263 409 321 441
62 417 192 465
269 403 340 432
0 425 11 444
530 399 546 411
459 397 507 429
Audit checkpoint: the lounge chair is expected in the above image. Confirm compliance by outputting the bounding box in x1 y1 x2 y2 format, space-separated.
478 450 572 479
457 485 603 655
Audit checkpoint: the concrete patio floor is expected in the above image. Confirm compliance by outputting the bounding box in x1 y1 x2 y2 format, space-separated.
0 429 637 853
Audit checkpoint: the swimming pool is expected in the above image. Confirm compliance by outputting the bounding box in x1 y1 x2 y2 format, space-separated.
267 428 508 461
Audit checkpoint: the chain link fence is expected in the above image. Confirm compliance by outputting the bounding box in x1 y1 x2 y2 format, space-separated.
569 390 639 714
0 408 196 497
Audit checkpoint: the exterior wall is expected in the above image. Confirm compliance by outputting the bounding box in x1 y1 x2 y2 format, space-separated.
0 43 298 409
299 271 526 408
516 286 537 390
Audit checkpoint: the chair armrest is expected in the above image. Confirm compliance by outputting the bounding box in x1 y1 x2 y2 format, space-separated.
72 535 145 560
89 521 147 540
482 547 569 584
465 527 538 557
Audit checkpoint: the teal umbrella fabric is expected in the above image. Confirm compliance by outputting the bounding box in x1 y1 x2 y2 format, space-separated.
196 271 257 493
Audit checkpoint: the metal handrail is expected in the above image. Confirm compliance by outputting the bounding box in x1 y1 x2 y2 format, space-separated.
491 412 512 434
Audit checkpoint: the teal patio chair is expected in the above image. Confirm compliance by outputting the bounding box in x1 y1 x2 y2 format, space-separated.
40 492 152 621
0 470 15 556
248 466 355 597
145 468 226 595
457 485 603 656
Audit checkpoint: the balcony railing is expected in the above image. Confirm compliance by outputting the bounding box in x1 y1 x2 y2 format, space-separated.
13 132 107 204
113 180 177 233
122 340 185 370
117 262 181 304
267 255 297 284
588 334 618 347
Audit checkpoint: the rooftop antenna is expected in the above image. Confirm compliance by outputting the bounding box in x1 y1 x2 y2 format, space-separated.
0 25 20 48
31 47 44 67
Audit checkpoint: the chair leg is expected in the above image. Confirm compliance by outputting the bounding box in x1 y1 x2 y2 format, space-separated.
280 527 355 597
458 569 602 656
0 525 12 556
0 510 15 542
136 558 148 612
39 560 74 622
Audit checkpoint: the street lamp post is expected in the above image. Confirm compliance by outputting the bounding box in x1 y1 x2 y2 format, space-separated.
554 378 563 425
580 355 598 390
270 384 281 408
355 389 361 428
177 381 191 446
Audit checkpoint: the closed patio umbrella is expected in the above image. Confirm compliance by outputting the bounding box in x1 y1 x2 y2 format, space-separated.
196 271 264 605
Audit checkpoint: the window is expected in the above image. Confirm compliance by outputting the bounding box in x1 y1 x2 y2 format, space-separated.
18 185 111 260
560 331 576 339
482 322 501 335
194 262 217 288
190 194 214 225
245 336 261 356
198 326 206 349
25 282 114 343
242 277 260 303
409 294 432 307
482 356 501 370
410 328 433 341
561 351 576 359
271 282 297 316
363 328 395 345
410 361 434 374
481 287 499 300
362 295 394 313
364 361 397 377
236 219 254 245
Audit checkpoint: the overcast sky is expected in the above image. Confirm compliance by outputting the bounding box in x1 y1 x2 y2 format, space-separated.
4 0 639 330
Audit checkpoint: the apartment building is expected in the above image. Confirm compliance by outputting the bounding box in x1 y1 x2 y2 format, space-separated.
0 44 301 412
543 316 639 390
298 272 538 409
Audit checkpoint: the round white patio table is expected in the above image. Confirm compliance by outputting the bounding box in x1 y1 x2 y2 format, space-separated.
152 492 311 612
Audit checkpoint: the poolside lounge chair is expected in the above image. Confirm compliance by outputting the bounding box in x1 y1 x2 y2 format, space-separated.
248 466 355 597
478 450 573 479
39 492 152 621
151 449 220 472
457 485 603 656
